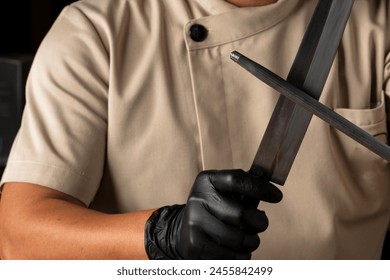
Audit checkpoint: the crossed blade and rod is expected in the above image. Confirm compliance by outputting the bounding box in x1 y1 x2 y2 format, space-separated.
231 0 390 185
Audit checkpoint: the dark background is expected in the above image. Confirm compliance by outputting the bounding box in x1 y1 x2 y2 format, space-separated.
0 0 389 260
0 0 76 55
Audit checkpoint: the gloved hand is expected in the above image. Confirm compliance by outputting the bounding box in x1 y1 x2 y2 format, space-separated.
144 169 283 260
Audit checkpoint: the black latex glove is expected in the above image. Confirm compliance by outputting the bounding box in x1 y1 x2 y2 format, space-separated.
144 169 283 260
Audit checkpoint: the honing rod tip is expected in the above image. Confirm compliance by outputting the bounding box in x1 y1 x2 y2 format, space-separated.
230 51 241 62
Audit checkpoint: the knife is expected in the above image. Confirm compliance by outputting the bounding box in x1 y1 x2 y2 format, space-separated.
242 0 355 185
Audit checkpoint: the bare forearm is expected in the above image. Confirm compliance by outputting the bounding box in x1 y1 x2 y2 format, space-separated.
0 183 152 260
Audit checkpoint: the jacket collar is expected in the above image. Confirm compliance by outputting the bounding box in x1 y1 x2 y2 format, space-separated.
186 0 304 50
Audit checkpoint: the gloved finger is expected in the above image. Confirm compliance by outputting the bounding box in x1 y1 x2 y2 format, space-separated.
206 195 269 233
180 226 251 260
200 213 261 254
209 169 283 203
199 243 252 260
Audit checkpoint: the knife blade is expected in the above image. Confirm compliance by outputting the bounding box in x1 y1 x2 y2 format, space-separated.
248 0 355 185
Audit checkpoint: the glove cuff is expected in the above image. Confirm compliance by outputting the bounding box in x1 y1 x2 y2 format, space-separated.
144 204 185 260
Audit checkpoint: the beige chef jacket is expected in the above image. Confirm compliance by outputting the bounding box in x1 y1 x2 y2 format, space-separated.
1 0 390 259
